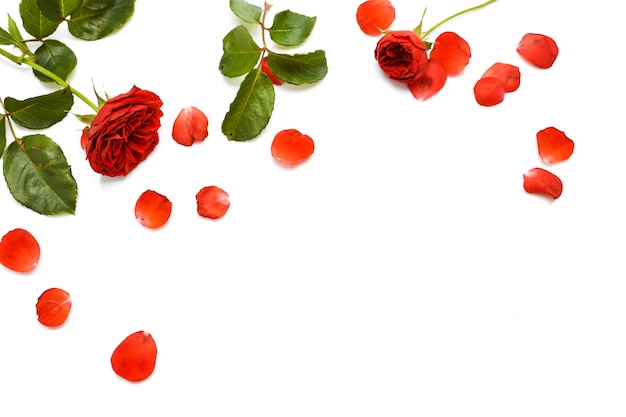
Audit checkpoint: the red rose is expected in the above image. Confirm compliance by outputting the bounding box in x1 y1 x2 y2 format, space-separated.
374 30 429 83
85 86 163 177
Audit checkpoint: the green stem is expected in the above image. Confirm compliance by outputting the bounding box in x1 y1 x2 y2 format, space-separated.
419 0 497 39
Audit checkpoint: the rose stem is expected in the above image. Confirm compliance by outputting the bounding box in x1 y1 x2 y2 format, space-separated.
419 0 497 39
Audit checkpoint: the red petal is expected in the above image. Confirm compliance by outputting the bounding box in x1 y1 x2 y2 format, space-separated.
111 331 157 382
0 228 40 273
481 62 520 92
429 31 471 75
536 126 574 163
408 60 447 101
36 288 71 327
261 57 283 85
172 106 208 146
135 190 172 229
523 168 563 199
473 77 505 106
356 0 395 36
196 186 230 219
516 33 558 69
80 127 89 150
271 129 315 165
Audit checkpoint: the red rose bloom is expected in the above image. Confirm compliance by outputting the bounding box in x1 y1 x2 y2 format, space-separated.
374 30 429 83
85 86 163 177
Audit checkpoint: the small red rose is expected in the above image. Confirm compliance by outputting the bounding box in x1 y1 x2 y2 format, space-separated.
356 0 395 36
516 33 558 69
473 77 505 106
429 31 471 75
85 86 163 177
135 190 172 229
481 63 520 92
408 60 447 101
0 228 40 273
523 168 563 199
36 288 71 327
111 330 157 382
196 186 230 219
375 30 429 83
271 129 315 165
172 106 209 146
536 127 574 163
261 57 283 85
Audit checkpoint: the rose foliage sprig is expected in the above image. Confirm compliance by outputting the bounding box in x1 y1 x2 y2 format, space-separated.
220 0 328 142
0 0 135 215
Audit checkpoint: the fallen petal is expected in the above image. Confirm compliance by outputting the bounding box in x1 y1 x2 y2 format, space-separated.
429 31 471 75
271 129 315 165
135 190 172 229
408 60 447 101
356 0 395 36
262 57 283 85
172 106 208 146
536 126 574 163
481 62 520 92
0 228 40 273
473 77 505 106
196 186 230 219
36 288 72 327
111 330 157 382
516 33 558 69
523 167 563 199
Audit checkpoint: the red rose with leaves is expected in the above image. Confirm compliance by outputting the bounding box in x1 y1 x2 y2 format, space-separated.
374 30 429 83
85 86 163 177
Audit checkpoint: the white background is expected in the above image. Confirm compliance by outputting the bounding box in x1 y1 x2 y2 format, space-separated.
1 0 625 416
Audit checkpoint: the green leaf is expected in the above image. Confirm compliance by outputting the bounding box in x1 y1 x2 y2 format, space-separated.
266 50 328 85
37 0 83 21
67 0 135 40
33 40 77 83
5 87 74 129
0 116 6 159
19 0 60 38
229 0 262 23
7 15 25 44
222 69 275 142
269 10 316 47
219 25 262 78
3 135 77 215
82 0 115 10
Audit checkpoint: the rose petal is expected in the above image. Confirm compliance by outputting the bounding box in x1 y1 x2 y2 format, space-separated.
408 60 447 101
196 186 230 219
261 57 283 85
172 106 209 146
356 0 395 36
481 62 520 92
516 33 558 69
536 127 574 163
523 167 563 199
135 190 172 229
429 31 471 75
111 331 157 382
271 129 315 165
473 77 505 106
0 228 40 273
36 288 71 327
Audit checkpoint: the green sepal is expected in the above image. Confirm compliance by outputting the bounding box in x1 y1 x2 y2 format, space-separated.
269 10 316 47
74 113 95 125
219 25 262 78
0 27 17 46
0 116 6 159
68 0 135 41
4 87 74 129
222 68 275 142
3 134 77 215
7 15 25 44
19 0 60 38
37 0 83 21
33 40 77 82
266 50 328 85
229 0 262 23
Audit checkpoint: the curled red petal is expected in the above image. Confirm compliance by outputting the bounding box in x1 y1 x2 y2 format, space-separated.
429 31 471 75
111 330 157 382
356 0 395 36
262 57 283 85
473 77 505 106
516 33 558 69
482 62 520 92
408 60 447 101
271 129 315 165
536 126 574 163
523 168 563 199
0 228 40 273
135 190 172 229
172 106 208 146
36 288 72 327
80 127 89 150
196 186 230 219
